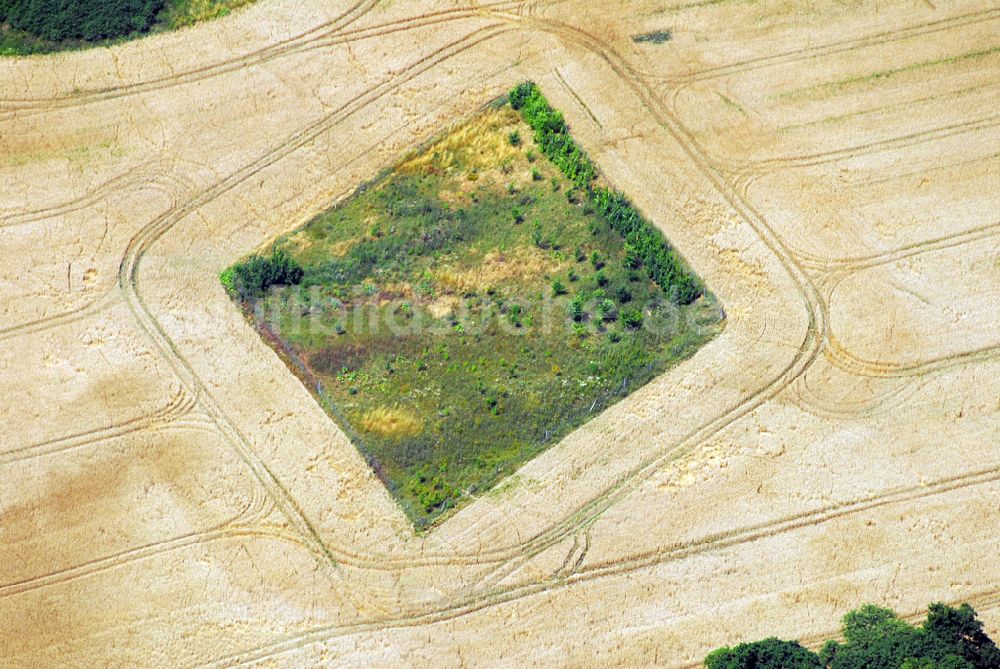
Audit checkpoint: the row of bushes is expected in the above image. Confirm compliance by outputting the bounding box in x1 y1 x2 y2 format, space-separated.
509 81 703 304
221 248 304 299
0 0 164 42
706 603 1000 669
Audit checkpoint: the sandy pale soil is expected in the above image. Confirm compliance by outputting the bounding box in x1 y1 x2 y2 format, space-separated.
1 0 998 665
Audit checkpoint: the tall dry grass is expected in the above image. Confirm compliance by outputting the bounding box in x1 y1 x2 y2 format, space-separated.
400 108 523 175
358 406 424 438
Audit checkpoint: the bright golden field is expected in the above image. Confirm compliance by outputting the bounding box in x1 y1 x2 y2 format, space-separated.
1 0 998 665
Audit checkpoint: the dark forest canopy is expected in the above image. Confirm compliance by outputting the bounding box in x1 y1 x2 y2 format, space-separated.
0 0 164 42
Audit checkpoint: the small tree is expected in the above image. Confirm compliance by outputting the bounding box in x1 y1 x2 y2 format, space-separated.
620 308 643 330
599 299 617 321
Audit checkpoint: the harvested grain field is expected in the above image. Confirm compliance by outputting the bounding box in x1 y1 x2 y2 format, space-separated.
1 0 997 666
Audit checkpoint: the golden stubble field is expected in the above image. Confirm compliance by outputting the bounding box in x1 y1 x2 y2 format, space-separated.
1 0 998 665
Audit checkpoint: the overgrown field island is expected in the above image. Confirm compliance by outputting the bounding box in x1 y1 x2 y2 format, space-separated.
223 83 724 528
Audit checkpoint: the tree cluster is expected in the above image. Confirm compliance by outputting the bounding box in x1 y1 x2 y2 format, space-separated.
706 604 1000 669
222 248 304 299
509 81 703 304
0 0 164 42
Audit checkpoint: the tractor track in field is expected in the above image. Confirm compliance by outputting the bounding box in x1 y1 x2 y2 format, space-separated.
654 10 1000 182
729 113 1000 188
0 385 197 466
210 464 1000 667
2 3 827 596
0 480 276 600
0 6 523 338
823 334 1000 380
667 587 1000 669
808 248 1000 381
656 7 1000 86
0 524 332 602
0 1 531 120
114 21 519 579
0 161 158 227
794 219 1000 273
788 370 928 421
0 288 119 343
117 5 995 583
794 222 1000 379
0 170 196 343
7 2 989 586
6 3 998 663
0 0 381 110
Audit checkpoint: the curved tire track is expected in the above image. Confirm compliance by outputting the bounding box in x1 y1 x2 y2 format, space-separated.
0 385 197 466
0 1 528 120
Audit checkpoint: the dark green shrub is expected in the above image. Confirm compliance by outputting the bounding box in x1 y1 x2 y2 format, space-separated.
632 30 672 44
532 221 545 247
507 304 522 328
624 243 642 269
406 465 454 514
223 248 304 299
620 308 643 329
599 299 616 321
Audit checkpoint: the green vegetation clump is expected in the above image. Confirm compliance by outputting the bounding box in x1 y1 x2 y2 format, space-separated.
509 81 703 304
223 94 721 528
707 638 820 669
632 30 673 44
0 0 253 54
0 0 163 42
705 603 1000 669
222 248 304 299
